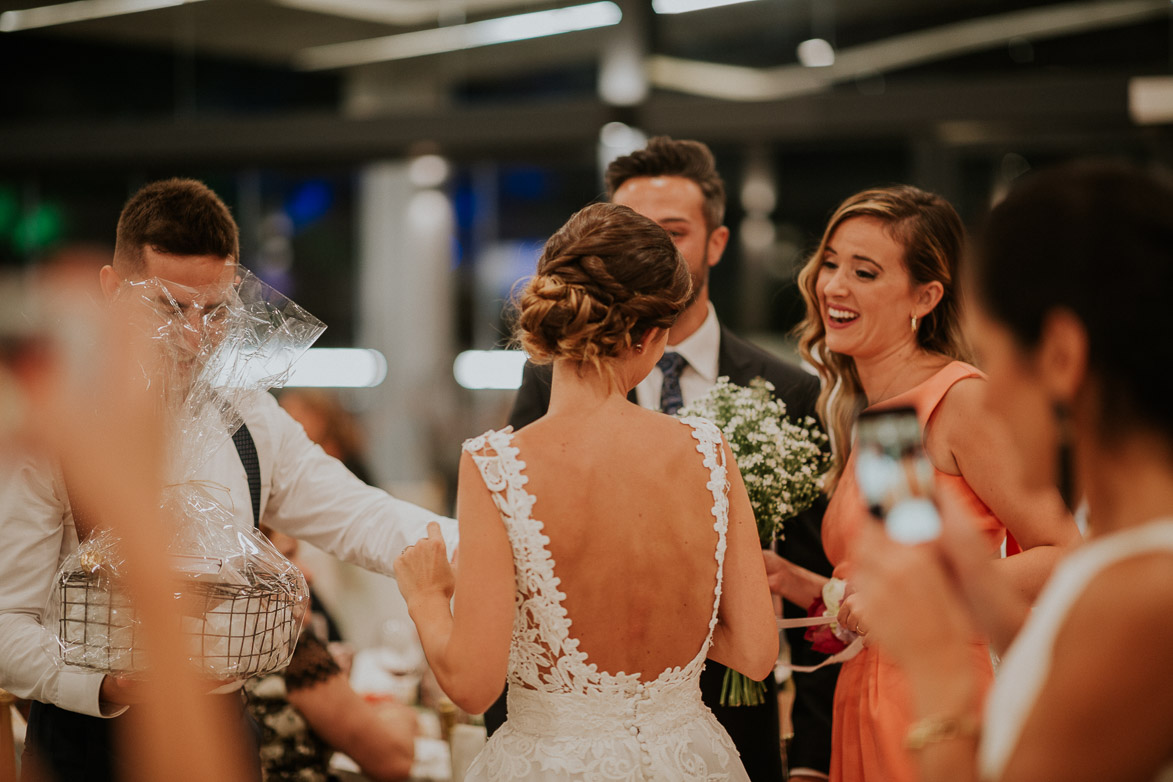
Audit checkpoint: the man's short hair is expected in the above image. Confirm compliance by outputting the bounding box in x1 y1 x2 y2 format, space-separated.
604 136 726 233
113 178 239 274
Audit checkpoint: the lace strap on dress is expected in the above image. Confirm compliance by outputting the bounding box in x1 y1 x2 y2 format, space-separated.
460 428 580 691
678 416 730 645
461 427 535 531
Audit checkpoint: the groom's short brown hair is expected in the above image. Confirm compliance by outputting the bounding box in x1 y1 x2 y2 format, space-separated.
604 136 726 233
113 178 239 274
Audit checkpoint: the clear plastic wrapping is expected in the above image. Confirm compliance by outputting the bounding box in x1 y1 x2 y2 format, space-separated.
46 269 325 678
51 521 307 678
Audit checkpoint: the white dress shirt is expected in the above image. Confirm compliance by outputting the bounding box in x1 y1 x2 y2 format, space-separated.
0 390 457 718
635 302 722 411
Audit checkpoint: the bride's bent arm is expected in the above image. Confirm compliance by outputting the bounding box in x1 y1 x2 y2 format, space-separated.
707 438 780 681
395 451 515 715
762 549 827 609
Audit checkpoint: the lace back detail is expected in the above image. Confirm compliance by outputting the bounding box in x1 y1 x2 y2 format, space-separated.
679 415 731 663
461 417 730 697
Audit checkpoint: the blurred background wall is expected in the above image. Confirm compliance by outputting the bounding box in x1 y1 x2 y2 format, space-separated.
3 0 1171 646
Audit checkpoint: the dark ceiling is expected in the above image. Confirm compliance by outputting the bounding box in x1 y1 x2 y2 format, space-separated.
1 0 1169 168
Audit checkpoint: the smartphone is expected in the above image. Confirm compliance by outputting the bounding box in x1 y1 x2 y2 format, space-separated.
854 406 941 544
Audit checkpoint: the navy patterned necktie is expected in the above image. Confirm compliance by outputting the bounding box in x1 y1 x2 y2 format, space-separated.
657 352 687 415
231 422 262 529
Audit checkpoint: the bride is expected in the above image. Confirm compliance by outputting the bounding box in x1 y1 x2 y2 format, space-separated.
394 202 778 781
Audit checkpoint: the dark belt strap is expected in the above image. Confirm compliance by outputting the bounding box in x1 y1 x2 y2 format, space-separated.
230 422 262 529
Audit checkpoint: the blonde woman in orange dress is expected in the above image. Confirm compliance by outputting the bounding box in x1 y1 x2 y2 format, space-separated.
764 185 1081 782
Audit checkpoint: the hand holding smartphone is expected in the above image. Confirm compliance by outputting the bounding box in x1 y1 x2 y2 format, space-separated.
854 406 942 544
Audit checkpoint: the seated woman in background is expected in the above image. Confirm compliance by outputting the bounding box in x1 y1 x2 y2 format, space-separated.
246 528 418 782
766 184 1080 782
278 389 376 487
851 162 1173 782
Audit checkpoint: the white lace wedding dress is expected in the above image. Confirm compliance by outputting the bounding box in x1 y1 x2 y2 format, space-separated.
461 417 750 782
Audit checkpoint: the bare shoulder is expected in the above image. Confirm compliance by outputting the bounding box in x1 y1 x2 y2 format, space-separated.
660 409 721 440
925 376 988 473
1068 548 1173 629
1005 542 1173 782
1049 546 1173 707
622 408 723 469
932 375 986 429
1050 547 1173 678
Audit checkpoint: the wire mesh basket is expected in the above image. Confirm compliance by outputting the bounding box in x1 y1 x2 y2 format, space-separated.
58 570 140 672
57 558 302 679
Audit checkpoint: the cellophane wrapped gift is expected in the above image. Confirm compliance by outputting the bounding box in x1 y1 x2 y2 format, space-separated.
45 269 325 679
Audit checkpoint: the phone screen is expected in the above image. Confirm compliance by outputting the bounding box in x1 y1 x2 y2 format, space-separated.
854 406 941 544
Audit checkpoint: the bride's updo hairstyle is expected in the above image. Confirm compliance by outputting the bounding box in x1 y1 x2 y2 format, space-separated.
516 202 692 381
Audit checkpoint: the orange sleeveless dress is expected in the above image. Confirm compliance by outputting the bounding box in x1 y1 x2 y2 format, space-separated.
823 361 1005 782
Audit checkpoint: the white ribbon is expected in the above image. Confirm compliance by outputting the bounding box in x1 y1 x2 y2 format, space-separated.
775 615 864 673
776 616 837 629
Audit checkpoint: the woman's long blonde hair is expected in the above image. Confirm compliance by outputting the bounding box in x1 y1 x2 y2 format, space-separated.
796 185 969 492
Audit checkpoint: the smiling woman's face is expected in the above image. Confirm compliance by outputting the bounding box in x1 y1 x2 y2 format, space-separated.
815 216 927 361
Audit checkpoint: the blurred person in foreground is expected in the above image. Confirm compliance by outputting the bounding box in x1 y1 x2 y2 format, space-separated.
0 179 456 782
395 202 778 780
765 184 1080 782
849 162 1173 782
245 527 417 782
1 271 253 782
508 136 832 781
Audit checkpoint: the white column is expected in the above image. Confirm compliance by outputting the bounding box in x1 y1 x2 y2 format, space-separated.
356 160 454 490
310 160 455 652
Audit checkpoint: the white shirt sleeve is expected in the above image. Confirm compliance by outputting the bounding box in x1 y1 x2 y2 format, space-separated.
251 393 458 576
0 457 118 717
0 393 456 718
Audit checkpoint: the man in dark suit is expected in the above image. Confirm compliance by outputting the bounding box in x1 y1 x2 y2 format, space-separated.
493 137 838 781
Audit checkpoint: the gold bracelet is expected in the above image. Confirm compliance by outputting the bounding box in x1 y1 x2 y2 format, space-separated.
904 715 979 750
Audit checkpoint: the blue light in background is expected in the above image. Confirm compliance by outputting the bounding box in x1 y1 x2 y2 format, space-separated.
285 180 334 230
452 177 477 269
453 180 477 226
501 166 550 200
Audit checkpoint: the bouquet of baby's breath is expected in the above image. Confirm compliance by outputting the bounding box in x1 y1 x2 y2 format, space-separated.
678 376 830 706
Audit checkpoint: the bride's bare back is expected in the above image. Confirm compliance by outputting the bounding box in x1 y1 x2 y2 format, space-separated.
513 401 722 680
396 203 775 777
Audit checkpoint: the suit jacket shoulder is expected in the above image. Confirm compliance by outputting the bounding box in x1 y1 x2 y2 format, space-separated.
717 323 837 775
716 324 819 421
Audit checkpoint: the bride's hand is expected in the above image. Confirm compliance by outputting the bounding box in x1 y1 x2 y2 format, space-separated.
395 522 455 608
761 549 789 596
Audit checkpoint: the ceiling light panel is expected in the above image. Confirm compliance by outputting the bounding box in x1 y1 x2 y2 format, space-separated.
294 1 621 70
274 0 535 27
0 0 205 33
652 0 760 14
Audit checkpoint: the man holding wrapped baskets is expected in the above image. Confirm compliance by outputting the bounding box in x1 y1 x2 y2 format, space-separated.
0 179 457 782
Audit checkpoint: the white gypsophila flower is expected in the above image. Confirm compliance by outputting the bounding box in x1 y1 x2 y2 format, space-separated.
678 376 830 544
